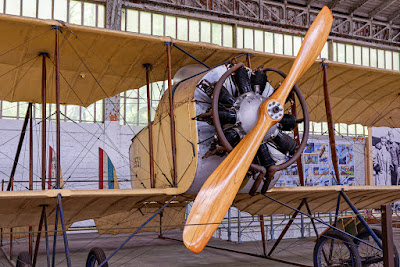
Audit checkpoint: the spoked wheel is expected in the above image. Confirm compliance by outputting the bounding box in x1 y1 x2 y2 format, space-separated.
354 228 399 266
205 63 309 194
314 231 362 267
16 251 32 267
86 247 108 267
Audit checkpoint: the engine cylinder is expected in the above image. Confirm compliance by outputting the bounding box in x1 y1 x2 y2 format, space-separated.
218 109 236 125
224 128 241 147
279 114 297 131
251 70 267 94
272 132 297 156
257 143 275 171
233 67 251 95
219 86 236 107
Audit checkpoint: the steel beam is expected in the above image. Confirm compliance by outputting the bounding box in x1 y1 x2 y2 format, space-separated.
328 0 343 9
368 0 398 17
125 0 400 49
388 8 400 21
349 0 370 14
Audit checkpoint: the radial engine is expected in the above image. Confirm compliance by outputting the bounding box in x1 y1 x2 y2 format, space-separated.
130 63 309 194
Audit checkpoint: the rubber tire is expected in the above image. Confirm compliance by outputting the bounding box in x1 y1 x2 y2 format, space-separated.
313 231 362 267
355 228 399 266
86 247 108 267
16 251 32 267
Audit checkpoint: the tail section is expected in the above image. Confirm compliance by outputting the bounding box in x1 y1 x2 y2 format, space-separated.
48 146 64 189
99 147 120 189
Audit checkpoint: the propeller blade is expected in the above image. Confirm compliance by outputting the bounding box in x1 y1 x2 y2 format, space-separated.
183 6 333 254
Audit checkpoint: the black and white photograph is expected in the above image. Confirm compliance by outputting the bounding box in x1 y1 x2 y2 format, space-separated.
372 127 400 186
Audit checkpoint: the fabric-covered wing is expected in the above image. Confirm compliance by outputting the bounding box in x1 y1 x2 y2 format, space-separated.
0 188 186 229
1 186 400 233
235 185 400 215
0 14 399 127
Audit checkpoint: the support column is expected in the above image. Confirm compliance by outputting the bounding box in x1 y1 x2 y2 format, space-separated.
144 64 155 188
32 207 45 267
382 204 395 267
246 53 252 68
106 0 123 30
321 60 340 185
290 91 305 186
366 127 374 185
40 52 48 191
0 179 3 246
259 215 266 256
54 26 61 189
166 43 177 187
29 103 33 257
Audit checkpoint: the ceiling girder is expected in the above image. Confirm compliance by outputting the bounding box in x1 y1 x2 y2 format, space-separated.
125 0 400 50
368 0 398 17
348 0 371 14
328 0 343 9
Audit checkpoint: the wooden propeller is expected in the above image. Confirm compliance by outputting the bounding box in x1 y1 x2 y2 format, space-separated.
183 6 333 254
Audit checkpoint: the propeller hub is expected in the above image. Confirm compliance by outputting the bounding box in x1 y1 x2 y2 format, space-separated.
267 101 284 120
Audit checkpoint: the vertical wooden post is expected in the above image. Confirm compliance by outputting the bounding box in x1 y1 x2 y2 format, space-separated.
54 26 61 189
0 179 3 246
259 215 266 256
32 207 45 267
321 60 340 184
382 204 395 267
145 64 155 188
29 103 33 257
40 53 48 191
366 127 374 185
246 53 252 68
10 180 13 260
290 92 305 186
166 43 177 187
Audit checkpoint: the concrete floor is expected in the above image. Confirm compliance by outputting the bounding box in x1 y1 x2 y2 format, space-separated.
1 228 400 266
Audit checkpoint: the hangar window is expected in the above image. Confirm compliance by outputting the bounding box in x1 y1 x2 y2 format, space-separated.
1 0 105 27
177 17 188 41
222 25 233 47
0 100 104 123
394 52 400 70
120 81 165 126
189 19 200 42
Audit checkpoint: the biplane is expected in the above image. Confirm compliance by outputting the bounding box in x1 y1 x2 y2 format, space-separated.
0 5 400 267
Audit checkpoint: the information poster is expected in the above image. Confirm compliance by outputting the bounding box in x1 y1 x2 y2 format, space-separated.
277 140 355 187
371 127 400 186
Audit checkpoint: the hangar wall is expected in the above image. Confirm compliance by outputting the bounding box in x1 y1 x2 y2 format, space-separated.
0 119 140 191
0 120 366 191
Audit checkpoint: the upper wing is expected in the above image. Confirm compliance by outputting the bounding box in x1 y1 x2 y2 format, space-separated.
0 13 399 128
